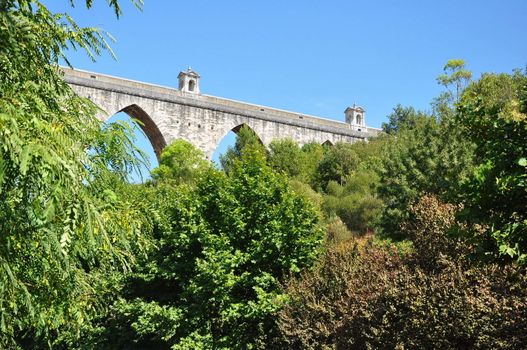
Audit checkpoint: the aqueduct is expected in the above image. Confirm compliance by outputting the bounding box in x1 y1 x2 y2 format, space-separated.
63 67 381 159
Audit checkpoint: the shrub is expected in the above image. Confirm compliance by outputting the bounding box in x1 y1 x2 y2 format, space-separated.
326 216 354 243
279 241 527 349
277 197 527 349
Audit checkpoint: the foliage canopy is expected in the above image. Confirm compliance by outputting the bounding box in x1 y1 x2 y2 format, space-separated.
0 0 146 346
94 144 324 349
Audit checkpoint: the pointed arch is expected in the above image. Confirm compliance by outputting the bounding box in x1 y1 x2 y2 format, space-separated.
120 104 167 160
322 140 334 147
212 123 264 161
230 123 263 144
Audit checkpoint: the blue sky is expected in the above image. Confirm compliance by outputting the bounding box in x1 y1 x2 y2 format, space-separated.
49 0 527 177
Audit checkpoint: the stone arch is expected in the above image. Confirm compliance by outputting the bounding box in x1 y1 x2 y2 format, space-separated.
322 140 334 147
231 123 263 143
119 104 167 160
211 122 264 159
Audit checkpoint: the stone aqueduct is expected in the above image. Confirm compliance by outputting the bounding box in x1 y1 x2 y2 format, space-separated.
63 67 381 160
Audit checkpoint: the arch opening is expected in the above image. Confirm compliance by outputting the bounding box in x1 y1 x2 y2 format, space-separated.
120 104 167 160
322 140 334 147
188 80 195 92
356 114 363 125
103 104 166 182
212 123 263 167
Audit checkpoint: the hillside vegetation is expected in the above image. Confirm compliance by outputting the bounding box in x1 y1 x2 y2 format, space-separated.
1 1 526 349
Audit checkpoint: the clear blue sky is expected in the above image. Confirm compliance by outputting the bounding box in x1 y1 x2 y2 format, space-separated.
49 0 527 177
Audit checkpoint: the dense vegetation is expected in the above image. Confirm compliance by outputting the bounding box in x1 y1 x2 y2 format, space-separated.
1 1 526 349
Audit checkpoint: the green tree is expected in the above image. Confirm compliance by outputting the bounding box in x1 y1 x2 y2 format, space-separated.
0 1 146 347
97 143 324 349
381 104 429 134
377 116 474 239
323 168 383 234
268 138 304 178
268 139 331 188
315 142 361 190
433 59 472 121
457 70 527 263
220 125 265 172
299 142 325 186
437 59 472 101
377 61 476 240
152 139 211 184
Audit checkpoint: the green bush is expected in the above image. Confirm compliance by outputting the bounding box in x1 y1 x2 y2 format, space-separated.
322 168 383 234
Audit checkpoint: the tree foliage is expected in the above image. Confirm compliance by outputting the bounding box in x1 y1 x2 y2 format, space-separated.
315 142 361 190
377 98 475 240
381 104 428 134
437 59 472 101
95 143 324 349
323 168 383 234
268 138 304 178
219 125 265 172
152 139 211 185
457 70 527 263
268 140 325 187
0 1 146 347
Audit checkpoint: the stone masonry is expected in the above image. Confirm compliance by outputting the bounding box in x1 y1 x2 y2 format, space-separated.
62 67 381 160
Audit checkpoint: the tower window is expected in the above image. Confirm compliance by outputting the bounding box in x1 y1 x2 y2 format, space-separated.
356 114 363 125
188 79 195 92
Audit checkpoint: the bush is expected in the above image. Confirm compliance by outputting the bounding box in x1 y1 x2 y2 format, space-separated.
326 216 354 243
457 70 527 263
279 241 527 349
322 169 383 234
277 196 527 349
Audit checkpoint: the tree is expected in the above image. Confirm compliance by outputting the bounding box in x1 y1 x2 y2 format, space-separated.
96 143 324 349
299 142 325 186
220 125 265 172
433 59 472 121
0 1 146 346
315 142 361 190
323 168 383 234
457 70 527 263
377 116 474 239
437 59 472 101
268 138 304 178
152 139 211 184
381 104 429 134
268 140 326 188
377 61 476 240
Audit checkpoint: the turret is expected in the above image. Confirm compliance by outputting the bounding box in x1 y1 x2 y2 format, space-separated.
344 104 366 131
178 67 200 94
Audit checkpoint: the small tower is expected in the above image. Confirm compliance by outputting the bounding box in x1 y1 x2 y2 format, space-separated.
344 104 366 130
178 67 200 94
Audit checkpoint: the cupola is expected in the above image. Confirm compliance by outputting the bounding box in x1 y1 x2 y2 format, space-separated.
178 67 200 94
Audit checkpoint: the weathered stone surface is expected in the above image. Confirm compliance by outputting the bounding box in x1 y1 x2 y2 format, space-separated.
62 67 381 159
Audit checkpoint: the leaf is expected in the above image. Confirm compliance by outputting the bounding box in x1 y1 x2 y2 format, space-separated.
19 145 31 175
0 156 5 190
